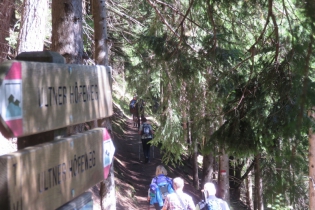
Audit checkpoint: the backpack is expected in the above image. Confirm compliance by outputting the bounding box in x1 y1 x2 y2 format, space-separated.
130 100 136 109
206 199 222 210
149 175 174 207
129 99 137 114
141 123 151 136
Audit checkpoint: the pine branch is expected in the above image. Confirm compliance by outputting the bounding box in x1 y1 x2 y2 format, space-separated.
146 0 198 53
107 6 144 27
146 0 180 38
269 0 279 64
154 0 206 32
175 0 194 33
206 1 217 51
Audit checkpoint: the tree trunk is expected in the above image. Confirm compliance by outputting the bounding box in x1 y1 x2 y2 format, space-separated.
189 112 198 189
246 160 253 209
229 157 244 201
254 154 264 210
219 150 230 202
92 1 115 209
309 126 315 210
193 134 199 189
0 0 15 61
51 0 85 137
51 0 84 64
93 0 108 66
202 153 214 185
201 116 215 186
17 0 48 54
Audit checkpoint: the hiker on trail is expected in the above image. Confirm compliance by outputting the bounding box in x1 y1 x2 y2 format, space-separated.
195 182 230 210
162 177 195 210
148 165 174 210
138 116 154 163
139 98 146 117
129 95 139 127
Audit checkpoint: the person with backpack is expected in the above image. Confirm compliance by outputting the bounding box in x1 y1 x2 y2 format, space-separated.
148 165 174 210
139 99 146 116
129 95 139 127
162 177 195 210
138 116 154 163
195 182 230 210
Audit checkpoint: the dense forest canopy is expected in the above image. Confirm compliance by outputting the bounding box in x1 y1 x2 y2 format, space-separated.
106 0 315 209
1 0 315 209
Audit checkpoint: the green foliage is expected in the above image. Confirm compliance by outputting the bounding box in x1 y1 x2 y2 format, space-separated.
5 22 19 49
267 194 293 210
105 0 315 207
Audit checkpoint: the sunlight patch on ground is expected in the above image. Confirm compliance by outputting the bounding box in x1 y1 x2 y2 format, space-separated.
114 156 126 167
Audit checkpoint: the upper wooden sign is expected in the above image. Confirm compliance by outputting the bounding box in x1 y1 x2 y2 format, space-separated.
0 128 105 210
0 60 113 137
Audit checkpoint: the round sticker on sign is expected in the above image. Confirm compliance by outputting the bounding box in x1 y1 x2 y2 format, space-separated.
102 128 115 179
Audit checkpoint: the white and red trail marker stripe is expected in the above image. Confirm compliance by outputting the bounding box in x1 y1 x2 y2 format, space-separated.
0 62 23 136
220 170 227 176
102 128 115 179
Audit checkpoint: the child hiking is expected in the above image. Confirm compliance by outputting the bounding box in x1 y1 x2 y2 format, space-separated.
148 165 174 210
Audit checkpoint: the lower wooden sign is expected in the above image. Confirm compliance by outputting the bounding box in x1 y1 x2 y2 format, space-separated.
0 128 104 210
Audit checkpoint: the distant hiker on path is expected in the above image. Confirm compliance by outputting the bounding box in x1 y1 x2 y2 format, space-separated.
195 182 230 210
129 95 139 127
148 165 174 210
162 177 195 210
139 116 154 163
139 98 146 117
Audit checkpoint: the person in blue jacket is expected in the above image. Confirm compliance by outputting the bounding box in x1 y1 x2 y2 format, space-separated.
148 165 174 210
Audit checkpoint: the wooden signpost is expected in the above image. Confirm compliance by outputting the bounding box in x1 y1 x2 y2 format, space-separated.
0 60 113 138
0 128 105 210
0 52 115 209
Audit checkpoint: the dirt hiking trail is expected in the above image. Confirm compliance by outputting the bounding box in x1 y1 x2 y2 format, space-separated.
113 117 201 210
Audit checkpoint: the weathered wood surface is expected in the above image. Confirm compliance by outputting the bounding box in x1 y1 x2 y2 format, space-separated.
0 128 104 210
0 60 113 138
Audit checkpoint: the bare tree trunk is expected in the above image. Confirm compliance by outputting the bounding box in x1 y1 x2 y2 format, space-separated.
309 119 315 210
93 0 108 66
193 134 199 189
51 0 84 64
51 0 85 138
92 1 115 209
246 159 253 209
189 108 198 189
17 0 48 53
219 150 230 202
0 0 15 61
217 116 230 202
201 118 215 186
254 154 264 210
202 154 214 184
